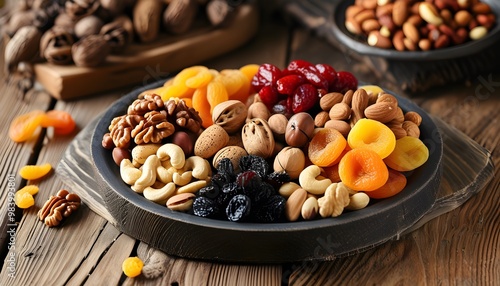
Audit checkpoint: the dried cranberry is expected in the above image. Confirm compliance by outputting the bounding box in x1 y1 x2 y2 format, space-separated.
276 74 306 96
258 85 280 108
226 194 251 222
251 63 282 92
291 83 319 113
331 71 358 93
286 59 313 72
315 63 337 90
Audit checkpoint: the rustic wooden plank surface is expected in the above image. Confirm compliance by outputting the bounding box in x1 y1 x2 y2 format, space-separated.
0 5 498 286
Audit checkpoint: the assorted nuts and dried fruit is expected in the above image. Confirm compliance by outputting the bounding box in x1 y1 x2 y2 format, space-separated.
345 0 497 51
102 60 430 223
2 0 245 72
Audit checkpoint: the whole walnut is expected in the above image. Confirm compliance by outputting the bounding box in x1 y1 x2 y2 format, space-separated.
40 26 75 65
72 35 110 67
74 15 104 38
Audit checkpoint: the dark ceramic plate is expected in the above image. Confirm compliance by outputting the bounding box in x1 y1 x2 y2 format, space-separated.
91 81 443 263
331 0 500 60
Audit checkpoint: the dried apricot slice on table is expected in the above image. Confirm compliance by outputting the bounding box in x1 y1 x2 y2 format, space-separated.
19 163 52 180
347 118 396 159
9 110 45 142
308 128 347 167
384 136 429 172
41 110 76 135
338 148 389 191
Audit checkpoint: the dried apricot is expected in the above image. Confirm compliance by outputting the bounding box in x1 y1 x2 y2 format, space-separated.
41 110 76 135
9 110 45 142
338 148 389 191
367 169 407 199
322 164 341 183
17 185 40 195
192 87 212 128
122 256 143 278
219 69 246 96
384 136 429 172
348 118 396 159
308 128 347 167
207 79 229 113
15 191 35 209
185 69 213 88
19 163 52 180
239 64 260 82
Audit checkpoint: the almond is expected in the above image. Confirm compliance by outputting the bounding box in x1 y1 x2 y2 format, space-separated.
364 102 398 123
329 103 351 120
350 89 369 125
320 92 344 111
314 111 330 127
285 188 307 221
324 120 351 137
404 111 422 126
392 0 409 26
402 121 420 138
402 22 420 44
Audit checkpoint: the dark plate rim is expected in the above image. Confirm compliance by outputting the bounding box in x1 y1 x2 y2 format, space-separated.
330 0 500 60
90 80 444 234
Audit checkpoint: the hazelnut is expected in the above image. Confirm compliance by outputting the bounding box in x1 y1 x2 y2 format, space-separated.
273 147 306 180
267 114 288 142
171 131 195 156
285 113 315 147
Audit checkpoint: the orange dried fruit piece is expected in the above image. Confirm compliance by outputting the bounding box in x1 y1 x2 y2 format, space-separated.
384 136 429 172
9 110 45 142
159 83 194 101
348 118 396 159
367 169 407 199
185 69 213 88
17 185 40 195
308 128 347 167
192 87 212 128
122 256 144 278
338 148 389 191
322 164 341 183
19 163 52 180
41 110 76 135
173 66 208 85
239 64 260 82
219 69 246 96
207 79 229 113
15 191 35 209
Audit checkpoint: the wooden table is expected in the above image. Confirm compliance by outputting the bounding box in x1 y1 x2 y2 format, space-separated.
1 8 499 286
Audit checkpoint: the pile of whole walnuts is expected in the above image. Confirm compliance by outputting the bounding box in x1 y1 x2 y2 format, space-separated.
2 0 243 71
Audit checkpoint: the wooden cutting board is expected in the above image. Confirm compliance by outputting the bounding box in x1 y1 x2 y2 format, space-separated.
33 4 259 100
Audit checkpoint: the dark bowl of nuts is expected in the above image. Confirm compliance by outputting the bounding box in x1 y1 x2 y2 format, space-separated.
330 0 500 91
90 73 443 263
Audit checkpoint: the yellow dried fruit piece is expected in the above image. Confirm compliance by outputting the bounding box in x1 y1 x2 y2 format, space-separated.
185 69 213 88
15 191 35 209
384 136 429 172
207 79 229 113
359 85 384 95
159 84 193 101
122 256 144 278
239 64 260 82
219 69 246 96
19 163 52 180
17 185 39 195
173 66 208 85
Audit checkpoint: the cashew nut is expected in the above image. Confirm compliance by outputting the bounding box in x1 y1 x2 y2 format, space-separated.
176 180 208 194
317 183 350 218
131 144 161 167
120 159 142 185
132 155 160 193
156 165 174 184
298 165 332 195
157 143 185 169
183 156 211 180
172 170 192 186
143 182 176 204
346 192 370 210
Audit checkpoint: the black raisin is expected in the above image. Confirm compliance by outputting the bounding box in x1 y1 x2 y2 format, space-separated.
226 194 251 222
239 155 271 178
193 197 220 218
266 171 291 189
253 195 286 223
217 158 234 175
252 182 275 205
197 185 220 199
216 182 241 207
236 170 262 197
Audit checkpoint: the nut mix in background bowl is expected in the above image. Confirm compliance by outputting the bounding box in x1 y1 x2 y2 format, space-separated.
90 79 443 263
330 0 500 91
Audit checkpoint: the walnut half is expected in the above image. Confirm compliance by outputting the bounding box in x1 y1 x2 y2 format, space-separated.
38 190 81 227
